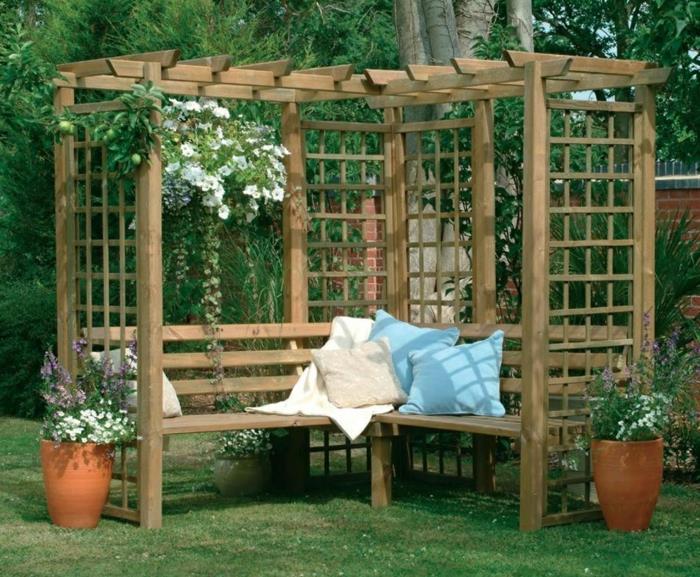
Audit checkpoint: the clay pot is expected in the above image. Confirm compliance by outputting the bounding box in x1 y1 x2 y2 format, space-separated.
40 440 114 528
591 438 663 531
213 454 271 497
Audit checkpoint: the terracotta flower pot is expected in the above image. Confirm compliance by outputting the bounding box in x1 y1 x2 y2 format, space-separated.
40 440 114 528
591 438 663 531
213 454 271 497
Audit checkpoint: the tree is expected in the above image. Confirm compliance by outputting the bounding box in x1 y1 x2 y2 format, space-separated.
533 0 699 161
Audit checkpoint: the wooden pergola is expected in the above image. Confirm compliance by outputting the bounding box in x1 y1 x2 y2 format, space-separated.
53 49 668 530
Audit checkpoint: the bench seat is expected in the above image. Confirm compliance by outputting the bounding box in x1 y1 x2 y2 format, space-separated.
375 412 579 438
162 413 333 435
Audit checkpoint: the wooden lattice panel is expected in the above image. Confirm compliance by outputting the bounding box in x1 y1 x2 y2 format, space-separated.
303 121 391 320
71 127 138 356
401 118 474 323
545 99 641 518
70 125 139 516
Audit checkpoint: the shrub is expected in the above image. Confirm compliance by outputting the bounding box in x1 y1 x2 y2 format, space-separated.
0 279 56 417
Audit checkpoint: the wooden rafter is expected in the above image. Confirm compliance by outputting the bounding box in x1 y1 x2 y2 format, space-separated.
504 50 655 75
296 64 354 81
236 58 293 77
180 55 231 72
54 48 668 105
58 49 180 77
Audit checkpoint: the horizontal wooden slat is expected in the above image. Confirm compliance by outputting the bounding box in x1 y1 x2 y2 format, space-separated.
547 99 641 113
171 375 298 395
376 412 522 437
162 413 333 435
301 120 392 133
89 322 332 342
395 117 475 132
163 349 312 369
541 508 603 527
102 504 139 523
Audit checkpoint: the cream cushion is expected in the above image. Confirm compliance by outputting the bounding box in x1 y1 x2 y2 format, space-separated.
312 338 407 409
90 349 183 418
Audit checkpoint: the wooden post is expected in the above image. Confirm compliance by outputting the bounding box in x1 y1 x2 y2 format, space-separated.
282 102 308 322
633 86 656 351
384 107 407 318
281 102 310 490
54 86 75 372
137 62 164 529
472 99 497 322
472 99 498 493
371 436 393 507
520 61 550 531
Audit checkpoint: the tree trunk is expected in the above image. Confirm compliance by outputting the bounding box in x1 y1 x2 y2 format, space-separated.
506 0 533 51
455 0 497 56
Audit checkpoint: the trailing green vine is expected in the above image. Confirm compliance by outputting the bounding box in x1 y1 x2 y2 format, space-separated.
53 82 164 176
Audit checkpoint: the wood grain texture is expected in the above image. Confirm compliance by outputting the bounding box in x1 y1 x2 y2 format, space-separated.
136 62 164 529
520 61 549 531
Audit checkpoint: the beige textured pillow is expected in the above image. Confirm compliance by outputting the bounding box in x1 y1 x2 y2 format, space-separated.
91 349 183 418
312 338 407 408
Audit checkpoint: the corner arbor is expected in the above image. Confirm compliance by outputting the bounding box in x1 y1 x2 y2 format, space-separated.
53 49 668 530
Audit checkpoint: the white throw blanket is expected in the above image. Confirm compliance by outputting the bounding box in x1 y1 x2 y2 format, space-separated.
247 316 394 440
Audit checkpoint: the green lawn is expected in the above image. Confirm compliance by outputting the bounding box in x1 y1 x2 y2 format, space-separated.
1 417 698 577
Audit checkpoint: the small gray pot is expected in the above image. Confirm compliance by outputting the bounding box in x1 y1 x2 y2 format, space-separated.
213 454 271 497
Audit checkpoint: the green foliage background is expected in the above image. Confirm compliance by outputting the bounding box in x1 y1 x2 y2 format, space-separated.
0 0 697 418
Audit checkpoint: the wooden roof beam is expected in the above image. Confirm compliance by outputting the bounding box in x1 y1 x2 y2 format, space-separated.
179 55 232 72
367 84 523 108
406 64 454 81
295 64 354 82
505 50 655 75
236 59 292 77
58 49 180 77
546 67 672 94
382 60 564 96
450 58 509 74
364 69 410 86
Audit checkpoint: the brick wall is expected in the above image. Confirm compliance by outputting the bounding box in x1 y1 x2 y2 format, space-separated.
655 162 700 318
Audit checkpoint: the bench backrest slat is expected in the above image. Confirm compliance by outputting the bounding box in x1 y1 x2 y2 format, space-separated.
88 322 627 397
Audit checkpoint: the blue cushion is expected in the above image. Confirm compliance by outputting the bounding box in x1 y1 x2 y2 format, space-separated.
399 330 506 416
368 310 459 393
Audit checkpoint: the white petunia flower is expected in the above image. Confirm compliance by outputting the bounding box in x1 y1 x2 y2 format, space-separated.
213 106 230 119
183 101 202 112
180 143 197 157
218 205 230 219
243 184 260 199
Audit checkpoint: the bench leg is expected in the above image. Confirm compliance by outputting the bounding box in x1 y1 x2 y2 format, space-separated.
371 436 393 508
472 434 496 493
285 428 310 494
391 434 411 480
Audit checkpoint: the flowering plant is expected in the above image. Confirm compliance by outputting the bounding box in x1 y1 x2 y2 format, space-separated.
40 339 136 445
586 329 699 443
162 98 288 222
160 98 289 391
217 429 272 459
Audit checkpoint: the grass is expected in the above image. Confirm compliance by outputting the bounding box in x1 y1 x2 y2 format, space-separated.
1 417 698 577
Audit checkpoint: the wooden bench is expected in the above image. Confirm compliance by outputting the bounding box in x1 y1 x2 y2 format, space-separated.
93 321 623 521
